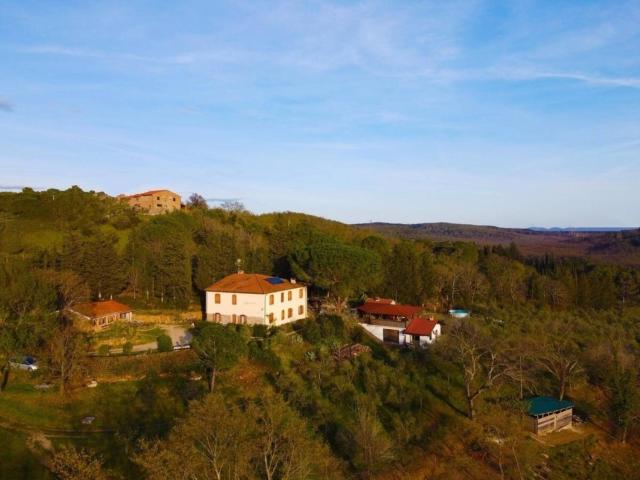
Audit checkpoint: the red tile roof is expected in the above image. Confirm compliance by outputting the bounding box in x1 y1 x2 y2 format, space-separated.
404 317 438 336
71 300 132 319
357 302 423 318
206 273 303 294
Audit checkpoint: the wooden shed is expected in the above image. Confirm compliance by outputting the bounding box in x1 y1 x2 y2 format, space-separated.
526 396 574 434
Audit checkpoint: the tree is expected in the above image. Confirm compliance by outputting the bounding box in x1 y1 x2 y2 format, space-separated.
438 321 511 419
136 392 345 480
609 365 640 443
350 400 393 478
191 323 247 392
126 216 194 306
384 242 421 304
156 334 173 352
49 446 108 480
534 320 582 400
48 317 89 397
289 241 382 309
187 193 208 210
250 393 341 480
0 259 55 393
221 200 246 213
60 233 126 299
135 393 255 480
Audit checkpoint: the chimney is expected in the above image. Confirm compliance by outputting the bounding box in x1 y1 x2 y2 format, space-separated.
290 278 297 284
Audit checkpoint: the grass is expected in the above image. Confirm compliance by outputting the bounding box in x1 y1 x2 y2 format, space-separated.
92 322 166 347
0 371 199 431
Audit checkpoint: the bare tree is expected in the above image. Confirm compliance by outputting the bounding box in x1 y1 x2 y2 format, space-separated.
441 321 512 420
220 200 246 213
188 193 208 210
48 317 89 397
49 446 108 480
351 400 394 478
534 320 582 400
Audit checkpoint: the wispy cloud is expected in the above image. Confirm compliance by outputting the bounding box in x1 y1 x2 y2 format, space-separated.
18 44 248 66
0 97 13 112
488 67 640 89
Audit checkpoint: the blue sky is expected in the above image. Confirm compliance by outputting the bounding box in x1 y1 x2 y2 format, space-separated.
1 0 639 227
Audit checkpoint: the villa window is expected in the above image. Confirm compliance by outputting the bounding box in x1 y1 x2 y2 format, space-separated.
232 314 237 324
281 310 285 320
298 305 304 315
269 313 274 324
281 292 284 302
269 295 274 305
288 291 292 301
232 294 237 305
299 288 304 298
214 293 221 304
288 308 293 318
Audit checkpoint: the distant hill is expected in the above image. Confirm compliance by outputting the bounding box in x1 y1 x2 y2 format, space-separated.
529 227 636 232
353 222 640 266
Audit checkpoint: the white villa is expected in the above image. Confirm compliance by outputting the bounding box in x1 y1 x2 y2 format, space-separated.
205 272 307 326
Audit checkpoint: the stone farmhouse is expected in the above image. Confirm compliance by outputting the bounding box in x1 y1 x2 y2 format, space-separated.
118 189 181 215
205 272 307 326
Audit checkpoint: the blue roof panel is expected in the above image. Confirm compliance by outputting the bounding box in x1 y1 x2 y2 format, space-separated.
527 396 574 416
266 277 285 285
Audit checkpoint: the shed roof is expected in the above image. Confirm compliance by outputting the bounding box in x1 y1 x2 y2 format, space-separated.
526 396 574 416
404 317 438 336
357 302 422 318
71 300 132 319
206 273 303 294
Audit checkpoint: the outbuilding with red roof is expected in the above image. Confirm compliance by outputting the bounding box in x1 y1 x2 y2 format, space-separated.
69 300 133 330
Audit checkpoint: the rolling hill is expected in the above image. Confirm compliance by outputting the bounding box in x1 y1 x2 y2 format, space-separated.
353 222 640 266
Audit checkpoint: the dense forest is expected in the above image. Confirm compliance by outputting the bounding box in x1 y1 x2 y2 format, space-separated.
1 187 640 479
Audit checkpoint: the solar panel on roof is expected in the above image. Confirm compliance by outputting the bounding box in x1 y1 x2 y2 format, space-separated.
266 277 285 285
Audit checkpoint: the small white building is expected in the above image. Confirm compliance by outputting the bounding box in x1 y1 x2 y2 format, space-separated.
205 272 307 326
357 299 441 348
403 317 441 347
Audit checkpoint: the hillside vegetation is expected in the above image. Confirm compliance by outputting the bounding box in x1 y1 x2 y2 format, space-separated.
1 187 640 479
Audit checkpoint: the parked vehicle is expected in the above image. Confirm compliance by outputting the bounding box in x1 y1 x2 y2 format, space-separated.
9 356 38 372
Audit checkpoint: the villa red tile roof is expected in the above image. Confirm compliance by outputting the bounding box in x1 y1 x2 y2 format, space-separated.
357 302 422 318
404 317 438 336
206 273 303 294
71 300 132 319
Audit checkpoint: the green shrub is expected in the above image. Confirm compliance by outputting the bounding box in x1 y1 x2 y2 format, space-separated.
248 341 282 371
122 341 134 355
252 324 268 338
156 334 173 353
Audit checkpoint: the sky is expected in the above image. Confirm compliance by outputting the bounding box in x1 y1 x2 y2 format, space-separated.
1 0 639 227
